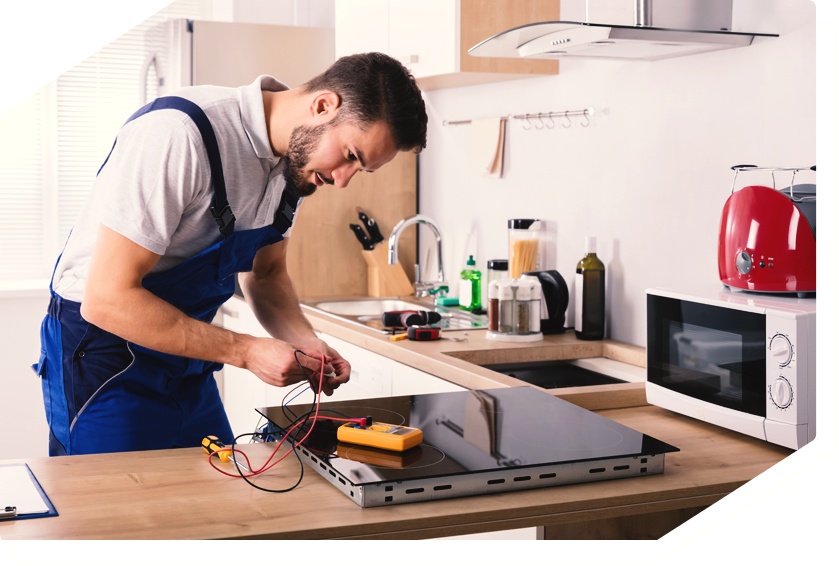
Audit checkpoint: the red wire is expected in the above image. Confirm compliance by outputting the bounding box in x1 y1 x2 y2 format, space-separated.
207 354 367 480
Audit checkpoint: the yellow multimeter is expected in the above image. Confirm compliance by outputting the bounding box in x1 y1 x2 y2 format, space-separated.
336 422 423 452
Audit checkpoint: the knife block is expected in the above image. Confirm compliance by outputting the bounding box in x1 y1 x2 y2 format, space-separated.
362 245 415 297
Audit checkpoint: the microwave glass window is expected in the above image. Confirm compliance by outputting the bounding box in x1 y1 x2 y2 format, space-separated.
648 295 766 418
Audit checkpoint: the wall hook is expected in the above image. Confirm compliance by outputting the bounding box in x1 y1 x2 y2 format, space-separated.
562 111 572 128
522 114 532 130
535 112 544 130
580 110 591 127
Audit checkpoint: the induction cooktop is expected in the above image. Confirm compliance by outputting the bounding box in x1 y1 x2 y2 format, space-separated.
257 387 679 508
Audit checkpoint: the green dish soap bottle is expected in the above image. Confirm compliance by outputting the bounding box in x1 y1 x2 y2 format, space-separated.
459 255 481 311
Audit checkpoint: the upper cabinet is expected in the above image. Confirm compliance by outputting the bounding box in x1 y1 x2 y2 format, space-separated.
336 0 559 90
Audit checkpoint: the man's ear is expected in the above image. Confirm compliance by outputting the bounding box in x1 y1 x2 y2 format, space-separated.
310 90 341 120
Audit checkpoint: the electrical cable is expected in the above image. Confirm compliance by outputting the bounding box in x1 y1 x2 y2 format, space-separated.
209 350 367 493
281 380 311 423
224 349 321 492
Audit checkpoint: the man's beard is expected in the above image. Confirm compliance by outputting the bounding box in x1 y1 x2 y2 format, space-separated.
282 121 335 198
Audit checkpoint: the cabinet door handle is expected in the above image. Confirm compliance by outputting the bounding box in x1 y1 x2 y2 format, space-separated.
397 55 419 65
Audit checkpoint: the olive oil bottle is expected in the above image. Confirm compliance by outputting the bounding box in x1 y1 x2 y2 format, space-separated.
574 237 605 340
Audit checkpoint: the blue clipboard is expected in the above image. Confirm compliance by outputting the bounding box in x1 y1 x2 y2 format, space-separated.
0 463 58 521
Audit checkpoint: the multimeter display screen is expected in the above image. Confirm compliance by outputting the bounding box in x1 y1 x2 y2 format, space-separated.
257 387 678 485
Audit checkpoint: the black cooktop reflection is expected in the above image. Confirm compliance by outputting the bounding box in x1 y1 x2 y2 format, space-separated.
257 387 679 486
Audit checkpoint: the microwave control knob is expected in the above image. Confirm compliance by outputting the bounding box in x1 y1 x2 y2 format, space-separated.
736 251 753 275
770 377 793 409
769 334 793 367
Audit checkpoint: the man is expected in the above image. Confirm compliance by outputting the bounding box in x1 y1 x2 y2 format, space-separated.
33 53 428 456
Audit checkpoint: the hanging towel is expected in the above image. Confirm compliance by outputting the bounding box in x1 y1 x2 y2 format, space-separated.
471 117 505 178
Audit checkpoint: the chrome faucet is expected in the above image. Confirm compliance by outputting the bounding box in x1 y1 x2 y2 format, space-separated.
388 214 447 298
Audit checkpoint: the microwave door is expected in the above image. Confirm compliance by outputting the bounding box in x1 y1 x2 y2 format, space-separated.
647 295 767 418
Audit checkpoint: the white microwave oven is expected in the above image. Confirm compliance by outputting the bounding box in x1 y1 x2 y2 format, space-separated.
646 286 816 450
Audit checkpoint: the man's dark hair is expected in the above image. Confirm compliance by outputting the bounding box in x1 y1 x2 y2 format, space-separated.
303 52 427 154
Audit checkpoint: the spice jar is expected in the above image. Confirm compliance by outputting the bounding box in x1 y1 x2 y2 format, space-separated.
513 282 531 334
497 280 514 334
519 275 543 333
487 280 500 332
486 278 544 342
485 259 508 310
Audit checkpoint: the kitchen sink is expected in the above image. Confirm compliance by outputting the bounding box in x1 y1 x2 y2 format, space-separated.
312 299 433 316
301 297 487 334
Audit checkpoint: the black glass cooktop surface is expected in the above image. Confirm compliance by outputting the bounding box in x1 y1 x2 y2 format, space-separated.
257 387 678 490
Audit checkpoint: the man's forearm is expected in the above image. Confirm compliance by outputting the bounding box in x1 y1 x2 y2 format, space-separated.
239 269 315 344
81 284 254 368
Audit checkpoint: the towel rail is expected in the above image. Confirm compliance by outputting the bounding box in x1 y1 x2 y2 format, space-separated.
443 108 593 127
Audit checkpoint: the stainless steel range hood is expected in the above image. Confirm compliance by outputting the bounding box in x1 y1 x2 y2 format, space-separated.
468 0 777 62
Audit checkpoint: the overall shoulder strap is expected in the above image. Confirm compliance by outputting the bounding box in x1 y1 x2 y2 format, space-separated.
97 96 235 237
271 189 301 236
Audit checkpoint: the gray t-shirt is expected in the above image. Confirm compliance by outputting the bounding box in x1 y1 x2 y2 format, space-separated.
53 75 300 302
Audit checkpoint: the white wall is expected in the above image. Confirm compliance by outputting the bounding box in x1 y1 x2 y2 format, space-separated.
0 289 51 459
418 0 816 347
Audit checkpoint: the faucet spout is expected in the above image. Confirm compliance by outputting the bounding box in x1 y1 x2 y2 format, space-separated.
388 214 446 295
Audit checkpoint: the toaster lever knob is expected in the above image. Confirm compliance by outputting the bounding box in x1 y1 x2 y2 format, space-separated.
736 251 753 275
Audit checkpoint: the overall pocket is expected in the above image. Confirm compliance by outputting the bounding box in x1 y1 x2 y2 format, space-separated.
69 323 135 425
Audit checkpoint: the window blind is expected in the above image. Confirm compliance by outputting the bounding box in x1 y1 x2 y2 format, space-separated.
55 0 211 258
0 0 209 281
0 91 44 280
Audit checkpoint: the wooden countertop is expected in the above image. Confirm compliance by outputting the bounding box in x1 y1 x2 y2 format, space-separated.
301 301 649 411
0 404 792 540
0 301 794 539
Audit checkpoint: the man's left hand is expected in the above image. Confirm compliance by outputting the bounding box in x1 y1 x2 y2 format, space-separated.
295 337 352 396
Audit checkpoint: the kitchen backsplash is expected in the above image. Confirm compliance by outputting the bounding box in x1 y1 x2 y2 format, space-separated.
416 1 815 347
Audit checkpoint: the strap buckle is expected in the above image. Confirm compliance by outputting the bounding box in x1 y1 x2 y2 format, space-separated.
210 204 235 236
280 199 296 225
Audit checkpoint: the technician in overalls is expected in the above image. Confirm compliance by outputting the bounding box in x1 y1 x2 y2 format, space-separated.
33 53 428 456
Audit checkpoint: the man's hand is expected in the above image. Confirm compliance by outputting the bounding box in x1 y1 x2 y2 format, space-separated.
295 337 352 396
243 337 332 389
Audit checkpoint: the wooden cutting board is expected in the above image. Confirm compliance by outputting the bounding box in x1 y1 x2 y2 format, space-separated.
285 151 417 300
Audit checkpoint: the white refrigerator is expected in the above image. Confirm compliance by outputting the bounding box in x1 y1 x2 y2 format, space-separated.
141 18 335 104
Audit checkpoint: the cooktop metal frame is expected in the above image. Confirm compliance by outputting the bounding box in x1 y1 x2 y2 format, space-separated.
316 447 663 508
262 423 667 508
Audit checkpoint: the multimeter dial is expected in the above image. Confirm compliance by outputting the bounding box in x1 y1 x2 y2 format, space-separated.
769 333 793 367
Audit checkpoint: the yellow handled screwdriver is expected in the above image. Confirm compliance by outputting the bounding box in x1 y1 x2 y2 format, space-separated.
201 435 251 473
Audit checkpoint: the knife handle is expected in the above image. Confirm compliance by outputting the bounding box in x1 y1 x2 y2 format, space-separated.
349 223 374 250
365 219 384 244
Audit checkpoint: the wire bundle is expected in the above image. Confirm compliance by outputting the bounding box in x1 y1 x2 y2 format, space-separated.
207 350 357 493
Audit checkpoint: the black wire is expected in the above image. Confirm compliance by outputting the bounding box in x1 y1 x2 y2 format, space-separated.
227 351 363 494
280 380 309 423
228 349 319 493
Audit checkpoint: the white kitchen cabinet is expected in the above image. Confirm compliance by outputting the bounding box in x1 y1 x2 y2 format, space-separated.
387 0 458 79
335 0 558 90
391 361 465 396
217 297 464 437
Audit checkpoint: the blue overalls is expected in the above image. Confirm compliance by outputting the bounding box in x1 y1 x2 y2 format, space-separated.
33 97 300 456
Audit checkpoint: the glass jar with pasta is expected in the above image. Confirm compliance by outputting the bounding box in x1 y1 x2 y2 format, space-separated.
508 219 541 278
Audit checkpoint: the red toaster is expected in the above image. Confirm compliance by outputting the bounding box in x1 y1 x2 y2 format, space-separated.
718 166 816 297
